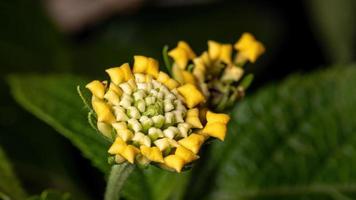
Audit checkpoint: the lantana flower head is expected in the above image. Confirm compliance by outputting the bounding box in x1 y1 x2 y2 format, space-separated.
85 56 230 172
168 32 265 111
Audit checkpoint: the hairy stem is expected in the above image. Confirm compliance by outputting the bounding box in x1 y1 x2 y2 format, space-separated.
104 163 135 200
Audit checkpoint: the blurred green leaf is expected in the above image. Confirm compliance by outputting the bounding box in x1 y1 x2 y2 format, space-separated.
27 190 72 200
0 146 27 200
0 0 71 74
305 0 356 63
7 74 189 200
204 65 356 199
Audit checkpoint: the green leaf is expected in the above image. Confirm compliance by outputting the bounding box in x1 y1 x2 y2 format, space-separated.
7 74 189 200
0 146 27 200
205 65 356 199
305 0 356 63
27 190 72 200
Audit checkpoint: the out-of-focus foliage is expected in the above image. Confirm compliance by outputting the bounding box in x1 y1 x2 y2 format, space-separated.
28 190 72 200
305 0 356 64
8 65 356 199
206 65 356 199
0 147 27 200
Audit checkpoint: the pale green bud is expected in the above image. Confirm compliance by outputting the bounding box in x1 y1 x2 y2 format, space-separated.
157 91 164 99
164 112 175 126
149 89 159 97
163 126 179 139
145 96 156 105
173 110 184 123
139 116 154 133
119 94 133 108
154 138 178 151
113 106 128 121
177 122 191 138
127 118 142 132
164 99 174 112
152 80 161 89
165 93 176 100
137 83 148 91
152 115 165 128
135 99 146 113
148 127 164 141
127 106 141 119
119 82 133 95
133 89 146 101
132 132 151 147
134 73 146 83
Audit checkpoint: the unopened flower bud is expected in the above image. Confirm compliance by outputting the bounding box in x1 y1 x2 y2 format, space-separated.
127 106 141 119
152 115 165 128
127 118 142 132
140 116 154 133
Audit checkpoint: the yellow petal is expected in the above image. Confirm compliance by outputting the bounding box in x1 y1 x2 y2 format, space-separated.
104 90 120 106
164 155 185 172
133 55 148 74
169 47 189 70
175 145 198 163
206 111 230 124
86 80 105 99
185 108 203 128
177 41 196 59
200 51 211 66
208 40 221 61
178 133 205 154
92 100 115 123
121 145 140 164
164 79 179 90
121 63 134 81
234 32 265 63
105 65 125 85
182 71 196 85
157 72 170 84
202 122 227 141
133 56 159 77
177 84 205 108
109 83 123 97
220 44 232 64
108 137 126 154
140 146 164 163
146 58 159 78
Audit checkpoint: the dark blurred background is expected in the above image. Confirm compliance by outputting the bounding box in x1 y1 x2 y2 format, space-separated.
0 0 355 199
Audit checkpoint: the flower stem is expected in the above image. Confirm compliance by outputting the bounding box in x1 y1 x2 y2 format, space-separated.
104 163 135 200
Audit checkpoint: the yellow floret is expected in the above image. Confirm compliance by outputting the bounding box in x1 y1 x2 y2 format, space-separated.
108 137 127 154
178 133 205 154
208 40 232 64
177 84 205 108
86 80 105 99
206 111 230 124
140 146 164 163
164 155 185 173
164 79 180 90
133 56 159 78
175 145 198 163
203 122 227 141
234 32 265 63
185 108 203 128
92 100 116 123
121 145 140 164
